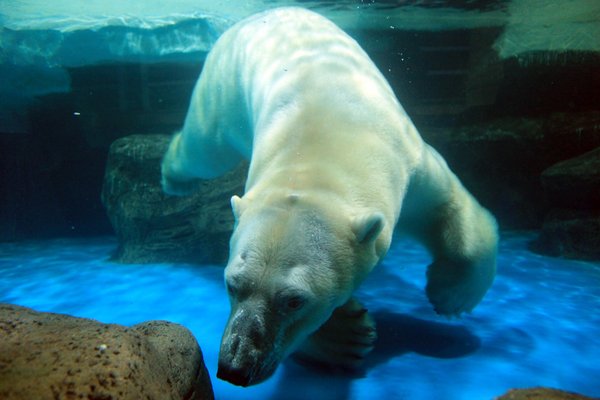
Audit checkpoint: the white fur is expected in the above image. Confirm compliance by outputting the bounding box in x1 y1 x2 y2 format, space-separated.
162 7 498 385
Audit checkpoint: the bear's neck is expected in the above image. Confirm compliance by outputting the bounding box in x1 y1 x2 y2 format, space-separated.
243 161 348 210
241 103 413 232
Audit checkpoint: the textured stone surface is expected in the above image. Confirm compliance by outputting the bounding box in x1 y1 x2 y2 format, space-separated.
0 303 214 400
495 387 596 400
541 146 600 210
428 111 600 229
101 134 247 264
531 207 600 260
530 147 600 260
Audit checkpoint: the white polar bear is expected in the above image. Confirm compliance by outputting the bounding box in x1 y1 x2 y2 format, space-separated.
162 7 498 387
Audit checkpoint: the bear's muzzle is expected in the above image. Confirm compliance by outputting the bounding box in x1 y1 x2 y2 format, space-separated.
218 305 279 386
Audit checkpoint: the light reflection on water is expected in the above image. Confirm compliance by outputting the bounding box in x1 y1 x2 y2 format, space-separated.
0 232 599 399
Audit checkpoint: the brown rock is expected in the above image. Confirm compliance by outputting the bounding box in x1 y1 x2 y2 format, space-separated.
0 304 214 400
495 387 597 400
101 134 247 264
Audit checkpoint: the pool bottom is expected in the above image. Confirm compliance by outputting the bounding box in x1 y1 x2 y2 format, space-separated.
0 232 599 399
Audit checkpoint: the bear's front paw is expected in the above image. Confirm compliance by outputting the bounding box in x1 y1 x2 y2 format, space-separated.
426 259 495 317
293 298 377 372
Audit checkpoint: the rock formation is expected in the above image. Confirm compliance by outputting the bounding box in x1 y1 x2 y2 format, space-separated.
101 134 247 264
0 304 214 400
428 112 600 230
495 387 596 400
530 146 600 259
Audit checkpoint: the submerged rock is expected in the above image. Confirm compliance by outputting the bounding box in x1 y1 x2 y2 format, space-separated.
101 134 247 264
531 209 600 260
0 303 214 400
495 387 596 400
541 146 600 210
429 111 600 230
531 147 600 260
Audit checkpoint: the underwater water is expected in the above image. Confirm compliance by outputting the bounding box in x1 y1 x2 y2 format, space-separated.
0 232 598 399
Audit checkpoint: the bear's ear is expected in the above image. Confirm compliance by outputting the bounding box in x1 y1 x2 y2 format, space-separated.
230 195 245 221
352 212 385 244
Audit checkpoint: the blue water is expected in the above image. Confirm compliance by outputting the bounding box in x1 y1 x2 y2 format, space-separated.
1 232 599 399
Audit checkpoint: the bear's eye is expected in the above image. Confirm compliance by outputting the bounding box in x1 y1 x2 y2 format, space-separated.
285 295 306 312
226 282 236 296
225 278 242 297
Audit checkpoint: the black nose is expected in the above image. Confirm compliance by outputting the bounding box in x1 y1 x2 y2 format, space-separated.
217 363 252 387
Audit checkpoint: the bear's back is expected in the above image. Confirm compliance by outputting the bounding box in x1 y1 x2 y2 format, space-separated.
198 7 400 132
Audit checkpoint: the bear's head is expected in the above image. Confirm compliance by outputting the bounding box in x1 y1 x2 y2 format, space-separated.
217 194 386 386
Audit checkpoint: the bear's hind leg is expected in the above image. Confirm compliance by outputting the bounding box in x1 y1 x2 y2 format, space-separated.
293 298 376 372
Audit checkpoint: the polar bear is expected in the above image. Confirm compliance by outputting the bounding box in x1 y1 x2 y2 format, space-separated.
161 7 498 387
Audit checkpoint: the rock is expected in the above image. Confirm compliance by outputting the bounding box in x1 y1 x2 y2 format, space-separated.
428 111 600 229
101 134 247 264
131 321 214 400
530 207 600 261
495 387 596 400
530 147 600 260
541 147 600 210
0 303 214 400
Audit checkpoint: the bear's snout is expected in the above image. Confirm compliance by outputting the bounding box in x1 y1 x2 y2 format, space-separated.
217 361 253 387
218 306 279 386
217 330 257 387
217 351 278 387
